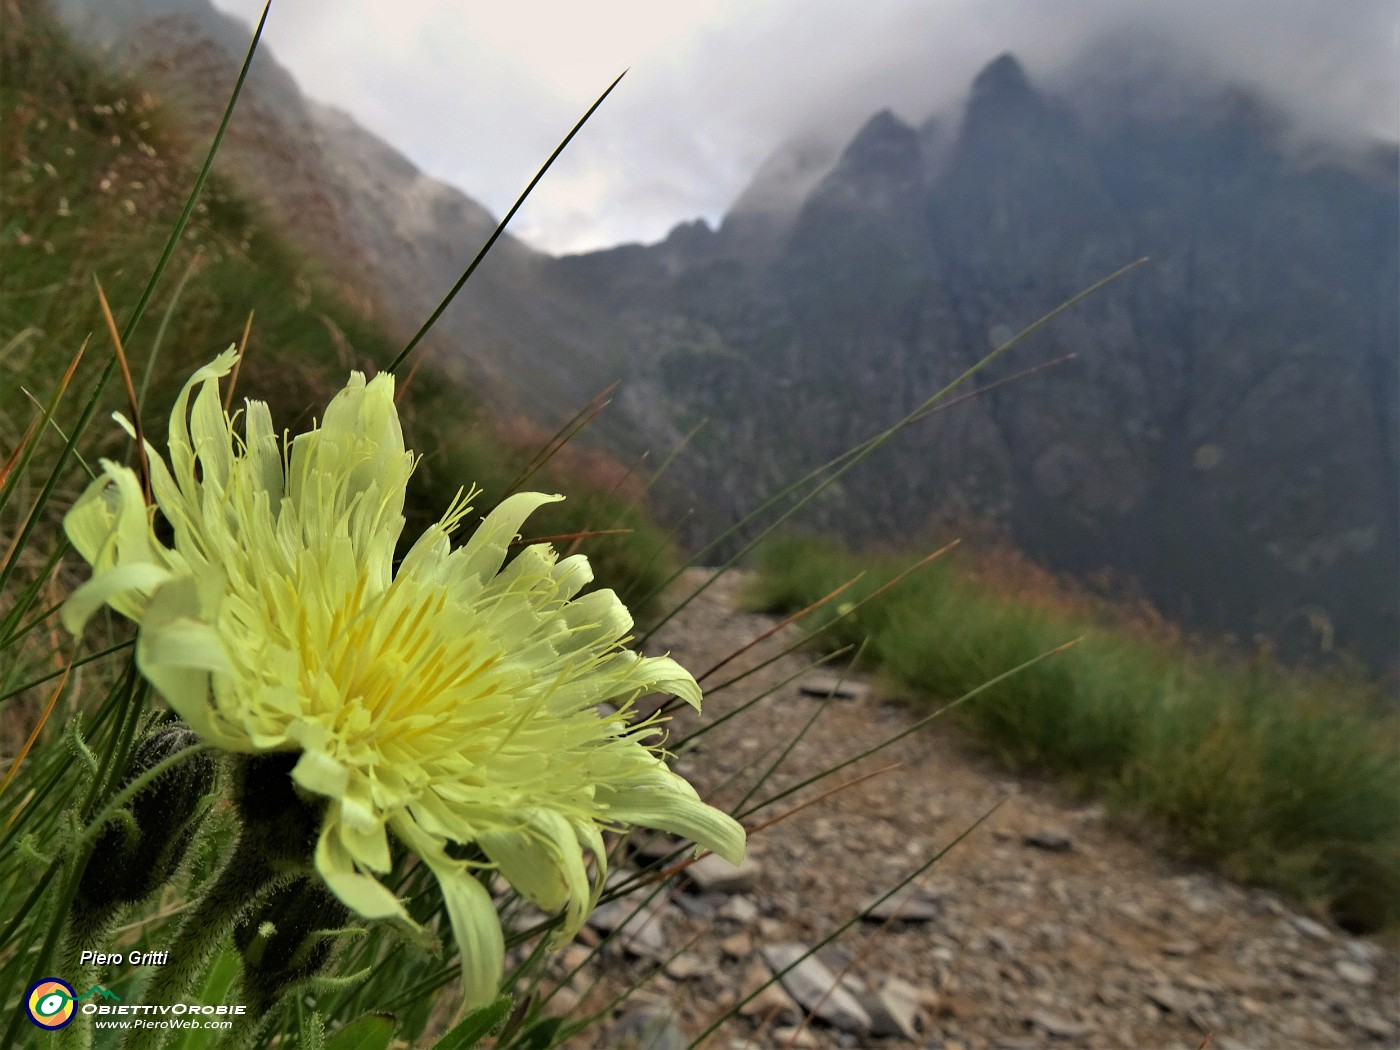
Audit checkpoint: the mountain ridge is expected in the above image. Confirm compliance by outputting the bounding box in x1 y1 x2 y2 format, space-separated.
51 0 1400 669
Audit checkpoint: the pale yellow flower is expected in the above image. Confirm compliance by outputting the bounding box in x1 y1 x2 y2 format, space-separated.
63 350 744 1008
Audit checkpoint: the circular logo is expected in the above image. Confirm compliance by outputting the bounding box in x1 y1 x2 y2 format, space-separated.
25 979 76 1030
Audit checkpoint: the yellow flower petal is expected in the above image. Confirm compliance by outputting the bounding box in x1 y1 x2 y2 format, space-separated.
62 353 745 1011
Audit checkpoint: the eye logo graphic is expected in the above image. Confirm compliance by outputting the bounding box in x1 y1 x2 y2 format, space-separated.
25 979 77 1030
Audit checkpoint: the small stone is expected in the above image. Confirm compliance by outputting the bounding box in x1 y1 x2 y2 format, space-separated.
798 673 870 701
721 932 753 960
1359 1012 1396 1040
606 1002 687 1050
862 975 923 1040
1334 959 1376 986
770 1026 820 1048
1022 828 1073 852
628 831 684 865
543 986 580 1017
1028 1010 1091 1039
1344 938 1381 964
560 944 592 972
664 952 705 980
1147 985 1190 1014
1291 914 1332 940
673 893 715 919
983 928 1015 953
761 943 872 1035
684 853 763 894
719 896 760 923
1160 939 1200 957
587 897 668 960
739 982 801 1023
861 884 946 923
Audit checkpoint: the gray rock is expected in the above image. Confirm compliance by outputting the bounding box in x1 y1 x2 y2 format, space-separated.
1344 938 1381 964
684 853 763 894
1028 1010 1091 1039
1147 985 1191 1014
982 927 1015 953
587 896 668 960
761 943 873 1036
861 884 947 923
607 1002 688 1050
1022 828 1073 852
1358 1011 1397 1040
798 673 870 701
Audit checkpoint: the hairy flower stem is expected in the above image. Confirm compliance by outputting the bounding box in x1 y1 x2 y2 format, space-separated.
121 830 296 1050
61 913 117 1050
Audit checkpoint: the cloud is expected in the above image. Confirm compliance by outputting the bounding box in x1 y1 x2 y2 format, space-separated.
211 0 1398 253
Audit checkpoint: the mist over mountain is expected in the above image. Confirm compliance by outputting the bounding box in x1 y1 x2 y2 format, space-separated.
556 53 1399 669
49 0 1399 669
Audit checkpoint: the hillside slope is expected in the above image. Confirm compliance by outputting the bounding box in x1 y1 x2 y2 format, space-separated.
50 0 639 431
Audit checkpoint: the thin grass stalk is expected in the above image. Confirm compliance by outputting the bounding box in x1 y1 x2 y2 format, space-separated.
686 798 1007 1048
736 640 1079 822
386 72 628 375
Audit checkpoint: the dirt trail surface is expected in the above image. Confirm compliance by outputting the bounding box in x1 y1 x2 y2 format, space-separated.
553 570 1398 1050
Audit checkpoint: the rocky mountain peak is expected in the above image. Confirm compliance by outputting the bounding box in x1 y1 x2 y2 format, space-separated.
838 109 920 173
968 52 1038 112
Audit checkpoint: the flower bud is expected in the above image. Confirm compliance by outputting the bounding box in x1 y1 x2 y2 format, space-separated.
234 877 349 1011
229 753 323 870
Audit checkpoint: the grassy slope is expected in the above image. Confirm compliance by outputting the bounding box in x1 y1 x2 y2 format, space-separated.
749 533 1400 932
0 0 675 613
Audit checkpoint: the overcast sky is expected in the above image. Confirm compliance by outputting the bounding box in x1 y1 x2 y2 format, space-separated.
209 0 1398 255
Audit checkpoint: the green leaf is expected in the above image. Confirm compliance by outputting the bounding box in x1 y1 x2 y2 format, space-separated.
431 995 513 1050
168 948 240 1050
324 1013 397 1050
513 1016 566 1050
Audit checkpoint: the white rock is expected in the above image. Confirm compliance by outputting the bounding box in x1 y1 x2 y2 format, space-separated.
1334 959 1376 986
719 896 760 923
1291 914 1332 940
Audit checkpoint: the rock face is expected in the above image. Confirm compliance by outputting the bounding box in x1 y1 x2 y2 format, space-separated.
56 1 1399 669
556 53 1399 670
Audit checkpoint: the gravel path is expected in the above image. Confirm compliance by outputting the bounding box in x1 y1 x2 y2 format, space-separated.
551 569 1397 1049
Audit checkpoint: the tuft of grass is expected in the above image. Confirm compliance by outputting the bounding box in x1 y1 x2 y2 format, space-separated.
749 532 1400 932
